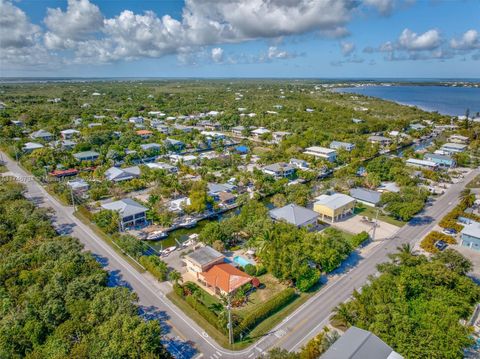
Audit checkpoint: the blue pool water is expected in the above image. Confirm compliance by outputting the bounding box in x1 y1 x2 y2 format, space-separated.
233 255 251 267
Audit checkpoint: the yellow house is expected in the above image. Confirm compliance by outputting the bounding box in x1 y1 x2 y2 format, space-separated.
314 193 355 222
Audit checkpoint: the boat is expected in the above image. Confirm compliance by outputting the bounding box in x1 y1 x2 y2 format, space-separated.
145 230 168 241
178 216 198 228
161 246 177 257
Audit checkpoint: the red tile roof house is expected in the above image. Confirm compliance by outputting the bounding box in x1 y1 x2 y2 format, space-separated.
184 246 253 296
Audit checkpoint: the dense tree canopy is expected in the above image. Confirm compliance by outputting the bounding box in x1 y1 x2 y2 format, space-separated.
0 181 171 358
331 247 480 358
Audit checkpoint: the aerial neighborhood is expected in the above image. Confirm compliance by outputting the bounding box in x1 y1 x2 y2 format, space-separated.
1 80 479 359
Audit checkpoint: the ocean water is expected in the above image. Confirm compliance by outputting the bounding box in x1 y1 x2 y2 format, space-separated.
335 85 480 116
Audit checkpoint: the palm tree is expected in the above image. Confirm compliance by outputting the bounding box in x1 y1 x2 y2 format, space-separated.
168 270 182 285
460 188 475 208
330 303 353 331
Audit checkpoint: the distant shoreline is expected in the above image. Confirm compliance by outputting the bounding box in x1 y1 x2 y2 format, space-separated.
0 77 479 86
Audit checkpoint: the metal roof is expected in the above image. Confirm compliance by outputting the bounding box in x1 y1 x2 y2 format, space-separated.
350 188 381 205
101 198 148 218
321 326 403 359
186 246 224 266
269 204 319 227
315 193 355 210
461 221 480 239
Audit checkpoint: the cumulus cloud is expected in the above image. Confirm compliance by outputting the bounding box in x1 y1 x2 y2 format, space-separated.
363 0 395 15
341 41 355 56
267 46 293 59
398 28 442 50
211 47 224 63
450 29 479 50
0 0 41 49
44 0 104 49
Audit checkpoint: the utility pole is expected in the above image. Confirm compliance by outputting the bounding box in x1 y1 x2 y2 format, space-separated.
372 209 379 241
227 295 233 345
70 186 76 212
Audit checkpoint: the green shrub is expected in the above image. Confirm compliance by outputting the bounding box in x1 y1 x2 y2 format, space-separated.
349 231 370 248
185 295 227 334
244 264 257 276
139 255 168 281
173 283 184 297
256 264 267 276
420 231 457 253
235 288 297 338
296 268 321 292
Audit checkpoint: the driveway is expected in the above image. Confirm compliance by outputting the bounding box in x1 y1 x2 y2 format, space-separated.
330 214 400 240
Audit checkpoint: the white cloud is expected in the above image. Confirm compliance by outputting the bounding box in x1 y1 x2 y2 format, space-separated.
211 47 224 63
0 0 41 49
398 28 442 51
450 29 479 50
363 0 395 15
44 0 104 50
267 46 292 59
341 41 355 56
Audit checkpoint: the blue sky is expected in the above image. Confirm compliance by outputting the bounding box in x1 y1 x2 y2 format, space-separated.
1 0 479 78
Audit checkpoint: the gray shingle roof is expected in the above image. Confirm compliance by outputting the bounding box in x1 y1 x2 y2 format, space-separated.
269 204 319 227
186 246 224 267
321 326 403 359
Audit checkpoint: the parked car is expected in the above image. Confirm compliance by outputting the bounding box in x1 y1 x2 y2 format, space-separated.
434 240 448 251
442 228 457 236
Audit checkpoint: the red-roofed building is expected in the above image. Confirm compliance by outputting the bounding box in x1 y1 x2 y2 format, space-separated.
199 263 252 296
49 168 78 177
136 130 153 139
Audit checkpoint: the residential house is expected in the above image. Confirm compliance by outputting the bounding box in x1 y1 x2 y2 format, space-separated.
101 198 148 230
409 123 426 131
22 142 44 152
303 146 337 162
406 158 438 170
60 129 80 139
200 263 253 296
305 108 315 113
448 134 469 144
67 178 89 192
146 162 178 173
424 153 456 168
231 125 246 136
461 221 480 251
173 124 194 133
73 151 99 162
218 191 236 206
313 193 355 222
321 326 404 359
30 129 53 142
88 122 102 128
330 141 355 152
377 182 400 193
164 138 185 152
251 127 270 139
440 142 467 154
207 183 236 197
204 121 222 130
169 154 197 165
168 197 191 212
368 135 392 146
129 116 144 124
262 162 296 178
184 246 225 275
289 158 309 170
136 129 153 139
156 124 171 134
350 188 381 207
272 131 291 143
105 166 140 182
11 120 23 127
49 169 78 178
352 118 364 124
140 143 162 152
269 204 319 228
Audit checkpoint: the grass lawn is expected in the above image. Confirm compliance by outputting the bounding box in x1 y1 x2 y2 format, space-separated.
233 273 287 317
466 174 480 189
354 205 405 227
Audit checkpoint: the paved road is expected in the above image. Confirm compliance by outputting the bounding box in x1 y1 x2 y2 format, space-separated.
2 152 476 359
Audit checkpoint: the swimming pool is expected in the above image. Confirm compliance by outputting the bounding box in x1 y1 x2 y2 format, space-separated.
233 255 251 267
